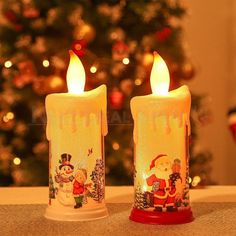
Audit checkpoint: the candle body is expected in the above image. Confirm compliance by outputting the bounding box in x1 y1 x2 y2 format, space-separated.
45 85 108 221
130 86 193 224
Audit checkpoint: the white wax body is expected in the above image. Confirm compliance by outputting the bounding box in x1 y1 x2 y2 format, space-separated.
45 85 108 220
131 85 191 211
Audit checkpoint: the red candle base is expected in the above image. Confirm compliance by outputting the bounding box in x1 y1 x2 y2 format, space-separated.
129 208 193 225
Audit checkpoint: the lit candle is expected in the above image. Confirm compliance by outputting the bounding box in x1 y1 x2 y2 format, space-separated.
44 51 108 221
129 52 193 224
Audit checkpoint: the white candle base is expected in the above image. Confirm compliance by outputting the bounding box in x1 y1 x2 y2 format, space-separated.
45 85 108 221
45 204 108 221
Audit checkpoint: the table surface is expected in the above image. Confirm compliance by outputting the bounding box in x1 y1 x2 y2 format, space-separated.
0 186 236 236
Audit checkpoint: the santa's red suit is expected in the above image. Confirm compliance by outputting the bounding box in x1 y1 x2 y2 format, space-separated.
73 181 85 195
146 174 176 208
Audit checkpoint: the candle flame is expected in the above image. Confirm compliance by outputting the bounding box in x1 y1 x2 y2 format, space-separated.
150 52 170 95
66 50 85 94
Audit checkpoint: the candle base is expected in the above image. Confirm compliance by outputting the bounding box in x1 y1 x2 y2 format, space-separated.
129 208 193 225
45 205 108 221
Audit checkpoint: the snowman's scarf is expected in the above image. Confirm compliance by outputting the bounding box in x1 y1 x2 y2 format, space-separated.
55 173 72 183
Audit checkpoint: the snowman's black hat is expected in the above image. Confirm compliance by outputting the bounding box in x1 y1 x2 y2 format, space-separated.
59 153 74 170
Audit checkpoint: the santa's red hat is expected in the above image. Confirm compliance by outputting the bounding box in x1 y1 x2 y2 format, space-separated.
149 154 167 170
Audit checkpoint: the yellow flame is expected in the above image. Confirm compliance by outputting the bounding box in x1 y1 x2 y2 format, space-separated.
150 52 170 95
66 50 85 94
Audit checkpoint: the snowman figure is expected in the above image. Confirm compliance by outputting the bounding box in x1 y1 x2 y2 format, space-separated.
55 153 75 206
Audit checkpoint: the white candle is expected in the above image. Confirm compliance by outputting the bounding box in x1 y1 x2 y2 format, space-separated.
44 51 108 221
129 52 193 224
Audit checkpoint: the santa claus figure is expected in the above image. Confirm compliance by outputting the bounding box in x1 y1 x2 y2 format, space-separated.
146 154 177 212
55 153 75 206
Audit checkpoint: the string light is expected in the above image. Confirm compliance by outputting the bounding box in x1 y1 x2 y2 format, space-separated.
6 112 14 119
112 142 120 150
75 43 82 50
3 112 15 123
188 177 192 184
4 60 12 68
13 157 21 165
42 59 50 67
134 78 142 86
122 57 130 65
110 32 118 40
191 175 201 187
90 66 97 73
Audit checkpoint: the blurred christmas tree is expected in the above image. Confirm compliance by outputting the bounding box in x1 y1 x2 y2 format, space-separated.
0 0 212 186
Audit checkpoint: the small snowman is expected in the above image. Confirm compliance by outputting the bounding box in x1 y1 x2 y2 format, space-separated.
55 153 75 206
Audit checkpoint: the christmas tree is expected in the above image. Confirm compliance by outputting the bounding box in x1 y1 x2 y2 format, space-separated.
49 174 55 199
90 159 105 202
134 185 149 210
0 0 212 186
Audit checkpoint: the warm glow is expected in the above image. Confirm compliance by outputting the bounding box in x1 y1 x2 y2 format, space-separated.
50 76 64 89
192 175 201 187
150 52 170 95
4 60 12 68
13 157 21 165
66 50 85 94
142 185 147 192
6 112 14 119
112 142 120 150
90 66 97 73
42 59 50 67
122 57 130 65
3 112 15 122
134 78 142 86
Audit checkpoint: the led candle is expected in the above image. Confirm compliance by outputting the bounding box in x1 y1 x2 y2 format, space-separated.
129 52 193 224
44 51 108 221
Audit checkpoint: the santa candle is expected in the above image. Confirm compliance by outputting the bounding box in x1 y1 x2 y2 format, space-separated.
44 51 108 221
129 52 193 224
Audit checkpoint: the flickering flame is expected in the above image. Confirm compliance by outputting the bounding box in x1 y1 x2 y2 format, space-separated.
66 50 85 94
150 52 170 95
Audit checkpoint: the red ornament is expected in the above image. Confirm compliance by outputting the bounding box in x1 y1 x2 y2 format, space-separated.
155 27 172 42
112 41 129 61
230 123 236 142
4 10 23 31
23 7 39 18
4 10 17 23
228 107 236 142
109 89 124 110
72 40 87 57
13 61 36 88
14 24 23 32
120 79 134 96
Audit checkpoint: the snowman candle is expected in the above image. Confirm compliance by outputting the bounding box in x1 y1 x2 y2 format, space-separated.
129 52 193 224
45 51 108 221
